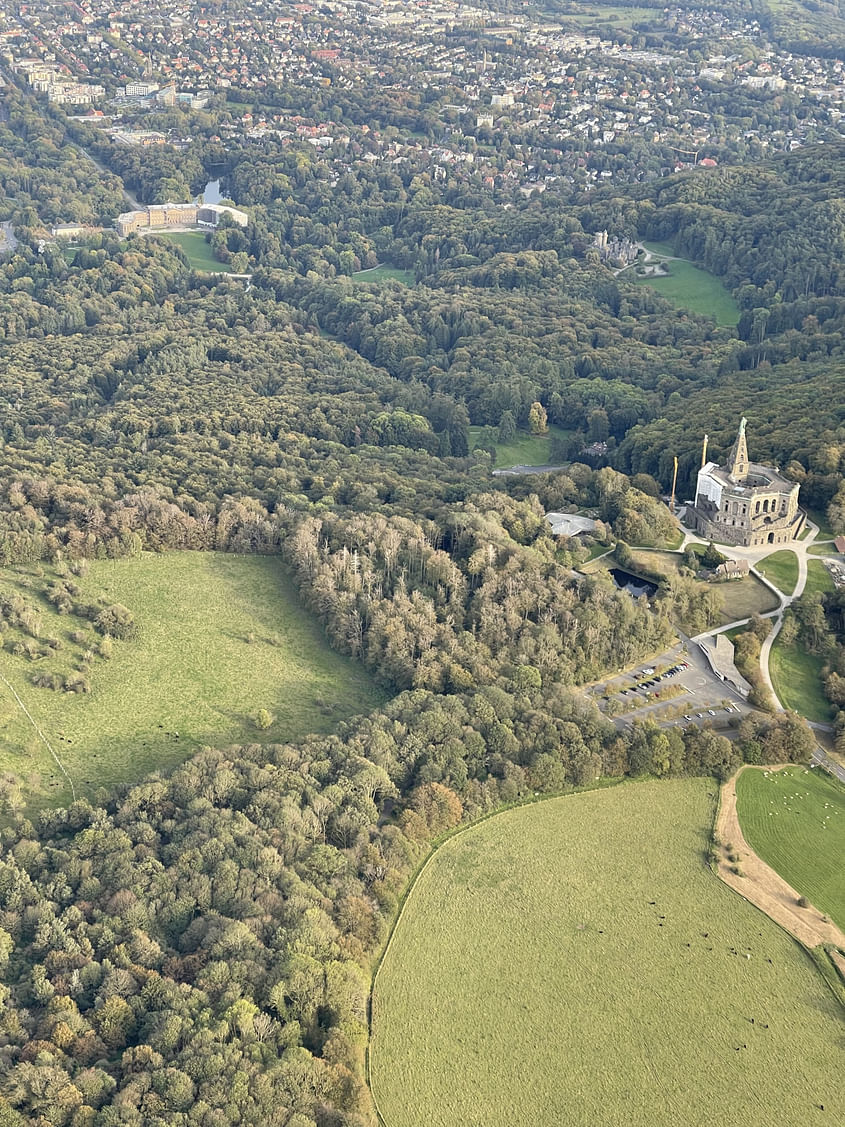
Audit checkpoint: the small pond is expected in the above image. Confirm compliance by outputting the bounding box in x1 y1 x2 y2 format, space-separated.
609 568 658 598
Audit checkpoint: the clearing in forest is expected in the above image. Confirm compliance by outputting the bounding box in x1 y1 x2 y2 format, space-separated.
736 765 845 931
0 552 383 812
469 423 572 469
370 779 845 1127
632 244 739 326
155 230 233 272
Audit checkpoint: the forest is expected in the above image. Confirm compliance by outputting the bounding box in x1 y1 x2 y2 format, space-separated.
0 76 842 1126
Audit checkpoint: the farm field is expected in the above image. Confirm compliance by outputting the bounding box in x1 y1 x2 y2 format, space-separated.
370 779 845 1127
155 230 233 272
736 765 845 931
631 252 739 326
755 550 798 595
351 264 415 285
769 636 833 723
469 423 571 468
0 552 383 811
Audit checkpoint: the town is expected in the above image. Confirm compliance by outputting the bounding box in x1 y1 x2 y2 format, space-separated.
0 0 843 211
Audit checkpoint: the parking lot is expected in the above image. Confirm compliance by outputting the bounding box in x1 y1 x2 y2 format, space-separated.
589 637 754 733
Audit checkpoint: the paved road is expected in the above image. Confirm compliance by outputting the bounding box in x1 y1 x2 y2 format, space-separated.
679 516 822 707
812 746 845 784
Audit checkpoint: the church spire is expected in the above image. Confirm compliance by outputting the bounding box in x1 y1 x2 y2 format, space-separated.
727 417 749 482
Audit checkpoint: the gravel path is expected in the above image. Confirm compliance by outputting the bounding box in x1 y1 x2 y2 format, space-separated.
715 765 845 950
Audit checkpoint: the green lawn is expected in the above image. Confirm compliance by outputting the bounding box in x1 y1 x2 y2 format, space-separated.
468 423 571 468
807 542 839 557
803 559 835 597
805 507 835 540
0 552 383 812
770 636 833 723
370 779 845 1127
351 264 415 285
155 230 233 273
631 257 739 326
736 765 845 931
755 550 798 595
642 238 679 257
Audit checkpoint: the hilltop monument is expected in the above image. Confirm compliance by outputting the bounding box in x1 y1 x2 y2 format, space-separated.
688 417 803 547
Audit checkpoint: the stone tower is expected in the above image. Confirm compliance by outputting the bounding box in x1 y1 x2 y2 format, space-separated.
726 416 749 483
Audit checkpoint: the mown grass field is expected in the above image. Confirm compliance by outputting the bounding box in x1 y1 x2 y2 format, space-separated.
351 264 415 285
155 230 233 272
0 552 383 811
370 779 845 1127
633 245 739 325
770 635 833 723
469 423 571 468
755 550 798 595
736 765 845 930
804 559 835 597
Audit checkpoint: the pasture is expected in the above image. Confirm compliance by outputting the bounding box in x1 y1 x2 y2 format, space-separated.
370 779 845 1127
736 765 845 931
155 230 233 272
0 552 383 811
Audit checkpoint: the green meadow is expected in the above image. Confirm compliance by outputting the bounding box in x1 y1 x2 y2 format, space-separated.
0 552 383 812
736 765 845 931
155 230 233 272
755 550 799 595
631 256 740 326
770 635 833 723
468 423 572 468
371 779 844 1127
351 264 415 285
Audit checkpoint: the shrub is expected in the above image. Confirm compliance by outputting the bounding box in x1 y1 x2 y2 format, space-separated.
94 604 136 640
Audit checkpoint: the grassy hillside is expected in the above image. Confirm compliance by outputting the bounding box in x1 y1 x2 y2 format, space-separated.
0 552 383 812
371 779 845 1127
770 636 833 723
736 765 845 931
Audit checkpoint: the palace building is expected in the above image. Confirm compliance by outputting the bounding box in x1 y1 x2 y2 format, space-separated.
688 418 803 547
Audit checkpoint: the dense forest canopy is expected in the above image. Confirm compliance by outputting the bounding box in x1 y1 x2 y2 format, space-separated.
0 58 842 1127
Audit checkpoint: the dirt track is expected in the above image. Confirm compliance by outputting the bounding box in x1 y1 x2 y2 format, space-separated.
715 765 845 950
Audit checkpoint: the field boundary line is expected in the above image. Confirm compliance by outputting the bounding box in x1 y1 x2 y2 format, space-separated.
0 672 76 803
365 776 629 1126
